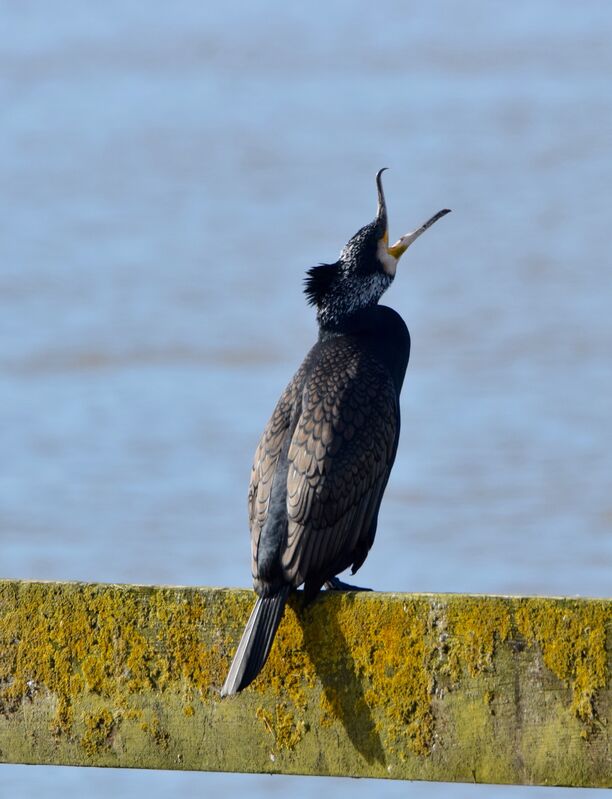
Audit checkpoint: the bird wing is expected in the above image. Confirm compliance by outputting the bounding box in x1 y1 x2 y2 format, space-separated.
281 341 399 587
248 360 309 569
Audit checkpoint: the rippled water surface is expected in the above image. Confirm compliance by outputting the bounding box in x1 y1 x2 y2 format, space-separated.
1 2 611 797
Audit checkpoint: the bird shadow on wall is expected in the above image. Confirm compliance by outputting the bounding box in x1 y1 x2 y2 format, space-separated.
300 593 386 767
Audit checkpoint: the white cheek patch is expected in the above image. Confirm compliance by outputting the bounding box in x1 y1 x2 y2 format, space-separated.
345 272 392 314
377 237 398 276
317 271 393 327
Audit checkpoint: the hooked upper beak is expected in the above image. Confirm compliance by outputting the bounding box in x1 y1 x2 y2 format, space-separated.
387 208 451 259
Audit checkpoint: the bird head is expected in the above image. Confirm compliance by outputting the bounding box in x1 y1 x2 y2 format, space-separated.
304 169 450 328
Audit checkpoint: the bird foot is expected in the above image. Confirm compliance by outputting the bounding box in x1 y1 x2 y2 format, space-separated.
324 577 372 592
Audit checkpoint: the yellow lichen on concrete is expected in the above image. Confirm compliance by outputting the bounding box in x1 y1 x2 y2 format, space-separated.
0 581 226 744
444 596 512 681
319 688 341 727
351 597 433 758
256 704 307 751
150 590 222 693
256 596 313 709
81 708 116 756
0 580 610 787
310 593 433 758
240 592 434 759
250 596 313 748
515 598 609 726
224 592 610 765
140 714 171 749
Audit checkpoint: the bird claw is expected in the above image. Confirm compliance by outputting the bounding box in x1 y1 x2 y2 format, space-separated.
324 577 372 592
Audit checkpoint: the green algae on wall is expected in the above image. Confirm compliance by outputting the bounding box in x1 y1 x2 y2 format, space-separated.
0 581 228 736
515 598 608 727
444 596 512 680
0 579 610 787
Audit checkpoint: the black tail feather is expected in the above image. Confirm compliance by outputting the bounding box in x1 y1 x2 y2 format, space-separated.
221 586 290 697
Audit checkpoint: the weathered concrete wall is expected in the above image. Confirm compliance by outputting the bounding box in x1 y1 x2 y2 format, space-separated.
0 579 610 786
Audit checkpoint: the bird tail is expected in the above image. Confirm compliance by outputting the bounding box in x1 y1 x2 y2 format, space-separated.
221 586 290 697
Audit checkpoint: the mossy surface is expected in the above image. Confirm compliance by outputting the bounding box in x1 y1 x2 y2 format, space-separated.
0 581 228 735
445 596 512 680
81 708 116 756
515 598 608 728
0 580 610 787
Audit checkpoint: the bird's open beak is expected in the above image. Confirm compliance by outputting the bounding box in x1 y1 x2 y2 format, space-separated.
387 208 451 259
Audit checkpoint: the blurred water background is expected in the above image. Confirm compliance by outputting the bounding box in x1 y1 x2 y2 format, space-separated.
1 1 611 797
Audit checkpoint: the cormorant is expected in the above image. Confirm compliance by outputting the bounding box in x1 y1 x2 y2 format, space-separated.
221 170 449 697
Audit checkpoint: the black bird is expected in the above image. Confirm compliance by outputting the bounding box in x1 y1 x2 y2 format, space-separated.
221 170 450 696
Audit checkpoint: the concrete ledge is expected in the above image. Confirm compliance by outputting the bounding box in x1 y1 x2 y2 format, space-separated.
0 579 610 786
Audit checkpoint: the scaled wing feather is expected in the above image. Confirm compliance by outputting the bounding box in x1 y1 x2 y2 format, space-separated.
282 341 399 586
249 361 309 574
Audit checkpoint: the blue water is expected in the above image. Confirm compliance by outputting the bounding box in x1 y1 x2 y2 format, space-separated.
1 1 611 796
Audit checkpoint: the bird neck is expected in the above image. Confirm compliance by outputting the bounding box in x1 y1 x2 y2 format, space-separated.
318 305 411 394
316 271 393 330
